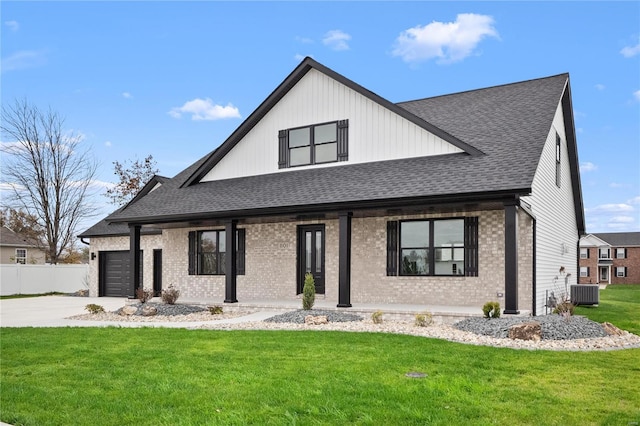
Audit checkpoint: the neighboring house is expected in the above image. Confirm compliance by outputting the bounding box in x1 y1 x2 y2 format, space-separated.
79 57 584 316
579 232 640 285
0 226 46 264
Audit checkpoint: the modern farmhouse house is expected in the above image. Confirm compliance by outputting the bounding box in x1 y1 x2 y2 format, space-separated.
79 57 585 316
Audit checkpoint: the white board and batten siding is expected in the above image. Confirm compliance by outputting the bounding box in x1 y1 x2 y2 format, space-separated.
201 69 462 182
522 96 580 315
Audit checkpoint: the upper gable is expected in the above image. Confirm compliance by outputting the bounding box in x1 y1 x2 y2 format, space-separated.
200 69 463 182
580 234 610 247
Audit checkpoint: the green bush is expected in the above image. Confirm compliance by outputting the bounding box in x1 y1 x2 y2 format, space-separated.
208 305 224 315
372 310 384 324
414 311 433 327
482 301 501 318
302 273 316 310
161 285 180 305
85 304 104 314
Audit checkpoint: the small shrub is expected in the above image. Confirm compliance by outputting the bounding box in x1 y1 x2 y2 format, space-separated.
302 273 316 310
414 311 433 327
208 305 224 315
553 300 575 317
372 310 384 324
85 304 104 314
135 287 154 304
482 301 501 318
161 285 181 305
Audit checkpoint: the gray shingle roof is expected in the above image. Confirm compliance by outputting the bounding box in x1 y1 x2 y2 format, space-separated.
0 226 39 247
85 60 576 232
593 232 640 247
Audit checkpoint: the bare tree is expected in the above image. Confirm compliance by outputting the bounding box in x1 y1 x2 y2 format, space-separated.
104 154 159 206
1 99 98 264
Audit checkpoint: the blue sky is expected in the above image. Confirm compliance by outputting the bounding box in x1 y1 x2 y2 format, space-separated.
1 1 639 234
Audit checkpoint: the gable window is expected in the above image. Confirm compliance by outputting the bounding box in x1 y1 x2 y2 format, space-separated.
616 267 627 277
279 120 348 168
580 266 589 277
188 229 245 276
580 248 589 259
616 248 626 259
386 217 478 277
15 249 27 264
598 248 610 259
555 133 561 188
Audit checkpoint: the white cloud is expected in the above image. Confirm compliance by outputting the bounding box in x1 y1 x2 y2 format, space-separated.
1 50 47 72
295 36 314 44
294 53 310 62
323 30 351 51
392 13 498 64
633 90 640 101
586 203 634 213
609 182 631 189
620 38 640 58
594 84 605 91
628 196 640 205
580 162 597 173
4 20 19 32
122 92 133 99
609 216 635 224
104 141 112 148
168 98 241 121
88 179 114 190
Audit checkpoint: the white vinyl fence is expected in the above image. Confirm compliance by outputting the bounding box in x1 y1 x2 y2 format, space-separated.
0 264 89 296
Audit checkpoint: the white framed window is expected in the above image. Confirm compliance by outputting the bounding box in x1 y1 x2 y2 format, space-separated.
580 266 589 277
15 249 27 264
616 267 627 277
580 248 589 259
616 248 626 259
599 248 610 259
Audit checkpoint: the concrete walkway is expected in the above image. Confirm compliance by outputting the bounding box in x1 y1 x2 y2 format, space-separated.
0 295 497 329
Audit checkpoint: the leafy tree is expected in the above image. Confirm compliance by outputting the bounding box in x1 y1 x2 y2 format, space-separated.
105 155 159 206
0 207 44 245
0 99 98 264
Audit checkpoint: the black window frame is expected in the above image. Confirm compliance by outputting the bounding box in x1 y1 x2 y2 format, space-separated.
387 217 478 277
279 119 348 168
188 229 245 276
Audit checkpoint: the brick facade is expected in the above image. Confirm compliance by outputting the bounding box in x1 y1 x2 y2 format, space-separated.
579 246 640 285
89 209 534 311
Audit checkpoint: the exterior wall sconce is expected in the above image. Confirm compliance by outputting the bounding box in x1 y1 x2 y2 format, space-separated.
91 252 96 260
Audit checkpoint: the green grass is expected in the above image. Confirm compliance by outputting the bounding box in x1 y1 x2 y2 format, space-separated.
575 284 640 335
2 285 639 425
1 327 639 426
0 292 66 300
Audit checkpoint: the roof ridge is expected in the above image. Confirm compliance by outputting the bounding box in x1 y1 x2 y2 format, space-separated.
397 73 569 105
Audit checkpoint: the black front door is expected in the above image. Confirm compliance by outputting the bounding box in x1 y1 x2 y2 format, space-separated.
297 225 325 294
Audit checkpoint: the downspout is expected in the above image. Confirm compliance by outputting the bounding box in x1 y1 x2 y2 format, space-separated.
80 237 90 246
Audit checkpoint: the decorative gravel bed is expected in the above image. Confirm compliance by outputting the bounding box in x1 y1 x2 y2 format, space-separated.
115 303 209 316
453 315 608 340
264 309 363 323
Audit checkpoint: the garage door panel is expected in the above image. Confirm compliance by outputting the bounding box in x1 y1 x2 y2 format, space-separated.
100 251 142 297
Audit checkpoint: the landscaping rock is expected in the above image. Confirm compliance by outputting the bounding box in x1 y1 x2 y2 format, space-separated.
120 306 137 316
304 315 328 325
142 306 158 316
602 322 624 336
508 322 542 341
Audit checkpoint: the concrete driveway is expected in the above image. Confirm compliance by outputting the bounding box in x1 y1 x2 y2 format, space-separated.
0 296 125 327
0 295 278 328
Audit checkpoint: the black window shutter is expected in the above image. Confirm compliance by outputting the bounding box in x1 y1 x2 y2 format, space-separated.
587 248 590 258
624 248 627 259
386 221 398 276
278 130 288 169
624 267 628 277
236 229 246 275
587 267 590 276
188 231 197 275
337 119 349 162
465 217 479 277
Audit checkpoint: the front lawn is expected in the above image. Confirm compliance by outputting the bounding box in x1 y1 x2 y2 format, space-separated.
1 327 639 425
575 284 640 335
